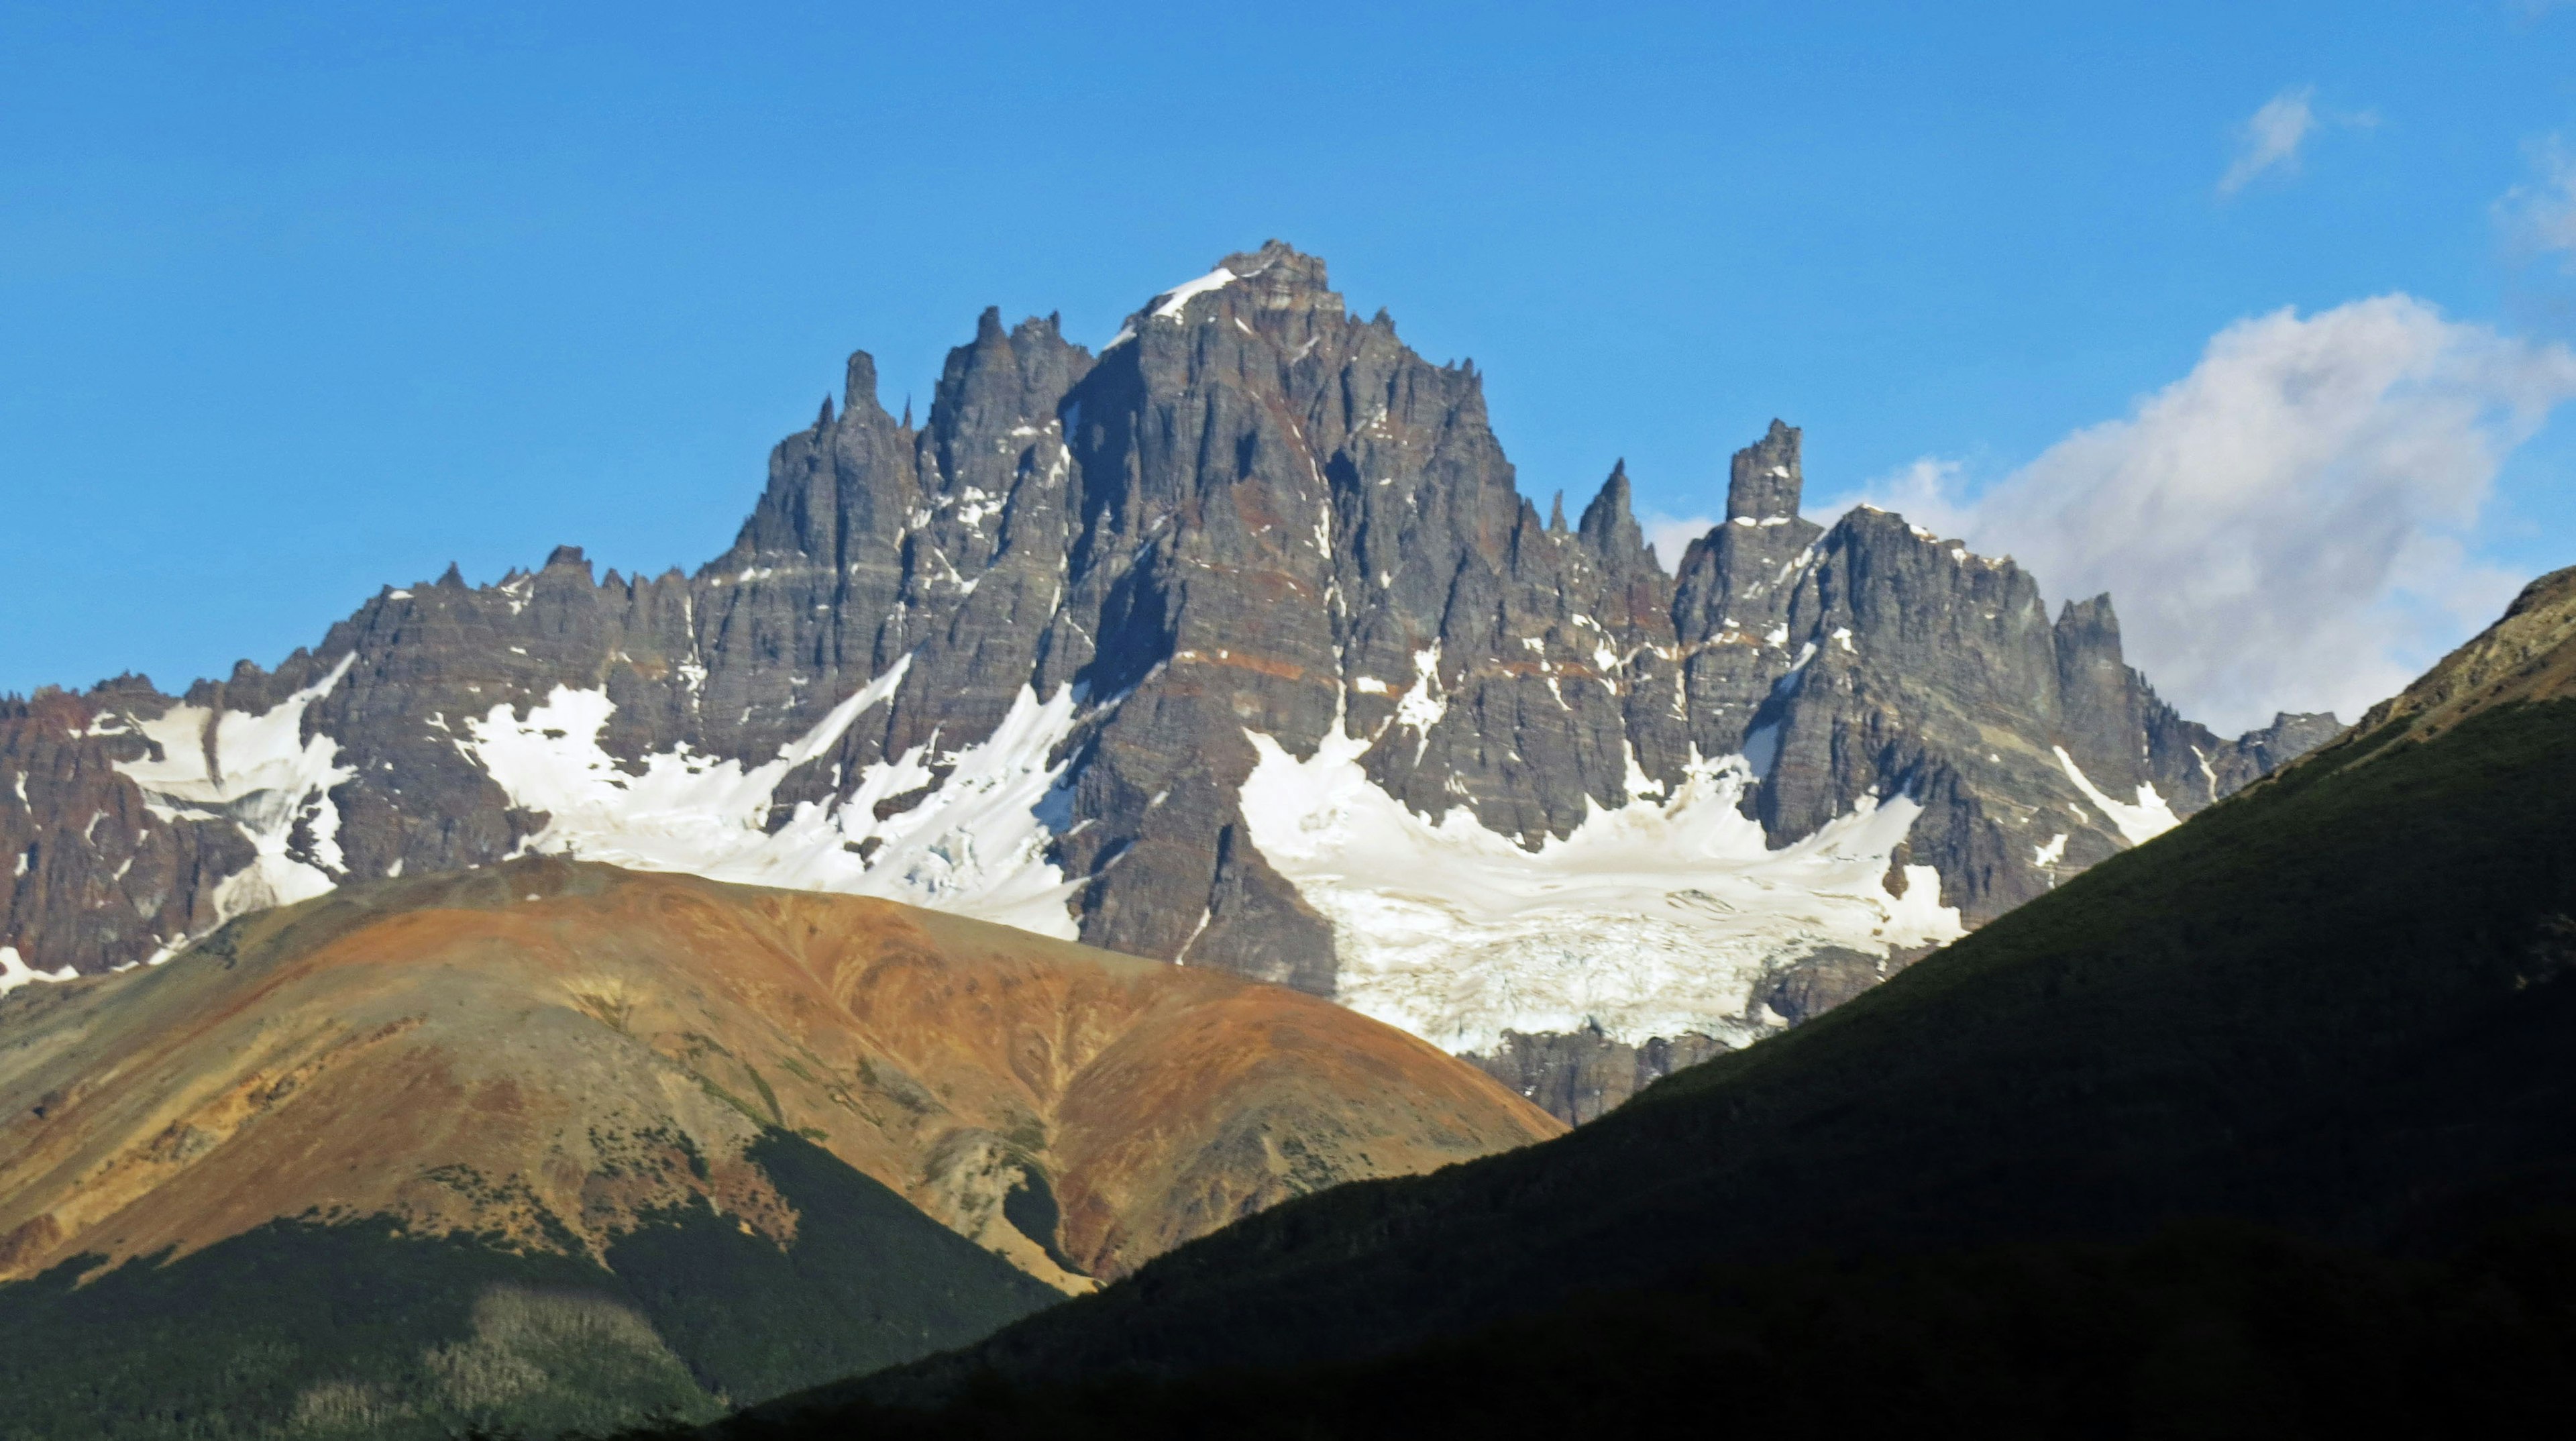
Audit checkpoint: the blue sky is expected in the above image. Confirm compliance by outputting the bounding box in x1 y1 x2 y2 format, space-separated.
3 1 2573 729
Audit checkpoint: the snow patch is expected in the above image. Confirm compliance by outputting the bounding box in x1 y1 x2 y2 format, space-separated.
112 654 358 935
1150 266 1237 320
1239 726 1961 1054
2033 833 2069 867
1392 644 1446 760
2052 747 2181 847
0 945 78 996
459 657 1083 938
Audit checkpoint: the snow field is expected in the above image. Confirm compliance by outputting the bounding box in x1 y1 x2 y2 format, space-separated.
1238 705 1963 1055
2052 747 2182 846
111 654 359 945
459 655 1085 939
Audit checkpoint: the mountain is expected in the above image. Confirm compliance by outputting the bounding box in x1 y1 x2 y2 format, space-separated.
0 243 2333 1118
770 565 2576 1432
0 859 1553 1438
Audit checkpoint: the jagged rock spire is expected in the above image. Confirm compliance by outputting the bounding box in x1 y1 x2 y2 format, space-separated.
1578 460 1647 565
843 352 881 419
1727 420 1803 522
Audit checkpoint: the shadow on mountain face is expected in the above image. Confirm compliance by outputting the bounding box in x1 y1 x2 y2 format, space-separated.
0 1132 1055 1441
643 1211 2576 1440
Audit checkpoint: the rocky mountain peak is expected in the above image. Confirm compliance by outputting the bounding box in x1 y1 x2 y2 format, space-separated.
1576 460 1650 569
1218 239 1334 307
843 350 892 422
0 244 2349 1128
1727 418 1803 522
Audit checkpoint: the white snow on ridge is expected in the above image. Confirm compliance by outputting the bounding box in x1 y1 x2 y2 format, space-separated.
2052 747 2180 847
1239 723 1962 1055
458 657 1085 939
0 946 78 996
1103 266 1242 350
1149 266 1238 320
113 654 359 932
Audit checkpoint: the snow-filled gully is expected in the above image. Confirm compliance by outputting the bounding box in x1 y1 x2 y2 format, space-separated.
458 655 1087 939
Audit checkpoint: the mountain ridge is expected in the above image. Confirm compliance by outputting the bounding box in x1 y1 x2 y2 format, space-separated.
0 242 2336 1111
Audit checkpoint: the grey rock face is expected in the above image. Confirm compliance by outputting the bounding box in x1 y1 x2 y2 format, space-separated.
1759 946 1899 1026
1463 1028 1731 1126
0 244 2337 1102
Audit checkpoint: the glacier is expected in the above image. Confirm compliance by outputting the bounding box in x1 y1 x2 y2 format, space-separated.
1239 710 1962 1055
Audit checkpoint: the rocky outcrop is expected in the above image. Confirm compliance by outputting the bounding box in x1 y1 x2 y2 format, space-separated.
0 244 2337 1120
2326 564 2576 753
1464 1028 1731 1125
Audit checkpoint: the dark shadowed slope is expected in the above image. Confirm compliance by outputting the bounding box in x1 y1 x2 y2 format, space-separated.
785 566 2576 1418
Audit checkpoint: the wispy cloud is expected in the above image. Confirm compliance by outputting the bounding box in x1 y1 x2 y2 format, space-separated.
2218 87 2375 196
2220 88 2318 194
1837 297 2576 733
2498 135 2576 268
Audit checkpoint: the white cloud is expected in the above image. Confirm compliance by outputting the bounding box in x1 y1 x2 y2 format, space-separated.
2217 87 2375 196
2219 87 2318 195
1640 513 1719 571
2499 135 2576 268
1839 296 2576 733
1815 458 1975 537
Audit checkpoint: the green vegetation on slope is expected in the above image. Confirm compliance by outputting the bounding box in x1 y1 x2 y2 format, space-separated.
830 698 2576 1403
0 1133 1057 1440
0 1218 700 1441
603 1132 1061 1406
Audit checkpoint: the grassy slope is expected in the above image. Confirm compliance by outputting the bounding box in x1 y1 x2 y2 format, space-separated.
818 699 2576 1404
0 1132 1057 1440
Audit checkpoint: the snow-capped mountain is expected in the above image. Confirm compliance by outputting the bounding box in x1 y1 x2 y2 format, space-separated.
0 242 2336 1114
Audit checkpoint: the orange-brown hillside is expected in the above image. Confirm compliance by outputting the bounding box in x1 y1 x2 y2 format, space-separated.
0 859 1560 1291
